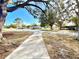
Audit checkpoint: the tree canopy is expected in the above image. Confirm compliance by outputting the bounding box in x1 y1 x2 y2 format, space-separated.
7 0 49 18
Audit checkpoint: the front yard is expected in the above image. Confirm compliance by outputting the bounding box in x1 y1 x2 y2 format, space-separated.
0 31 33 59
43 31 79 59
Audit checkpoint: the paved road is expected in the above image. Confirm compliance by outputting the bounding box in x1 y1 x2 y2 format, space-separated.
5 31 50 59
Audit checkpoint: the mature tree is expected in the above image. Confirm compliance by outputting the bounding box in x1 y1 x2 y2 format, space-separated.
39 11 47 27
47 10 57 30
60 0 79 31
63 0 79 18
0 0 48 41
39 9 57 30
50 0 79 29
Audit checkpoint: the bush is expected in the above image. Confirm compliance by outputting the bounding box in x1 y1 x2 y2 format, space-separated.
10 24 17 28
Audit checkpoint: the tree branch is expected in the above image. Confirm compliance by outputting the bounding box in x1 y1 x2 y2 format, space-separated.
7 0 48 12
24 7 37 18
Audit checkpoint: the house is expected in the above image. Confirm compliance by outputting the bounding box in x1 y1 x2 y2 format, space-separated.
31 25 41 29
62 20 76 30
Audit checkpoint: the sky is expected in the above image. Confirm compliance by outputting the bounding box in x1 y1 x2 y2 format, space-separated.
5 8 39 25
5 1 45 26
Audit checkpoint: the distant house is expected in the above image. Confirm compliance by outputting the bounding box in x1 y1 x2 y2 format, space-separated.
62 20 76 30
31 25 41 29
63 20 76 26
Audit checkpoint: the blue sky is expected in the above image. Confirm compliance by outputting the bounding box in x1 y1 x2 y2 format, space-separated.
5 1 45 25
5 8 39 25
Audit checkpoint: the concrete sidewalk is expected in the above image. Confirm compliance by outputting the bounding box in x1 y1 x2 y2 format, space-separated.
5 31 50 59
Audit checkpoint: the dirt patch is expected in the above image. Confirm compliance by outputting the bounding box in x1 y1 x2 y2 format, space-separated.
43 32 79 59
0 31 33 59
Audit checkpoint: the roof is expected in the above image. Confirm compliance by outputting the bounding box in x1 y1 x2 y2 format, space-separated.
63 20 76 26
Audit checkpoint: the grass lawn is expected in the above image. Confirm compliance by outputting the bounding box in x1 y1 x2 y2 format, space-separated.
0 31 33 59
43 32 79 59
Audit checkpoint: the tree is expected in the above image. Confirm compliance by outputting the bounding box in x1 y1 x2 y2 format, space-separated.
0 0 48 41
15 18 23 29
39 11 47 27
9 24 17 28
57 19 63 30
50 0 79 29
39 9 57 30
47 10 57 30
63 0 79 18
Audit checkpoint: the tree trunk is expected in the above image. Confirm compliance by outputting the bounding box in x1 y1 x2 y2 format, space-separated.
50 24 53 30
59 25 62 30
0 2 7 42
0 17 5 42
